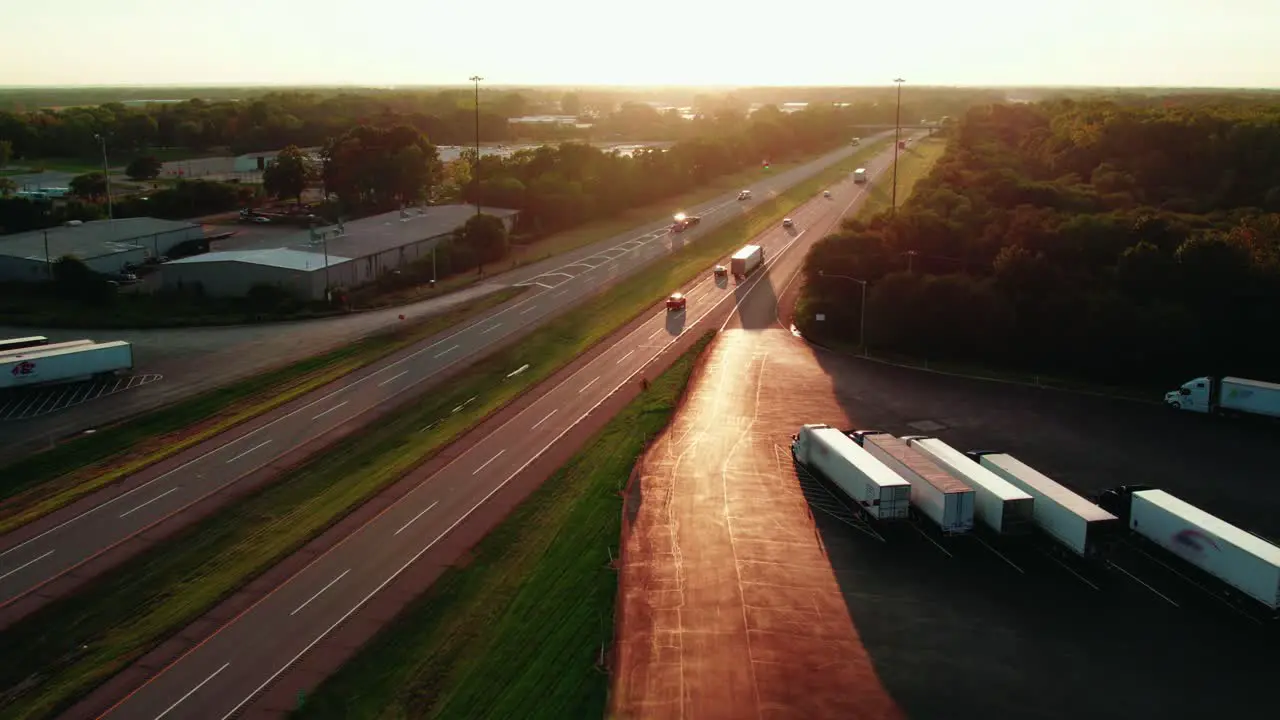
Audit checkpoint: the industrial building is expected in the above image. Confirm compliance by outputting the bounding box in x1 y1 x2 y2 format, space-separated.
232 147 322 173
0 218 206 282
162 204 519 301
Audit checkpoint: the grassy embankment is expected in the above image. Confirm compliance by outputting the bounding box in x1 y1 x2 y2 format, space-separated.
294 330 713 719
0 287 525 536
0 138 890 720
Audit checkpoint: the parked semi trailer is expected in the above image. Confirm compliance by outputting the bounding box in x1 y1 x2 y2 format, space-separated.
852 431 975 534
1 341 134 390
730 244 764 278
1164 375 1280 419
791 424 911 521
905 436 1034 535
969 452 1119 557
0 339 95 359
0 336 49 353
1099 486 1280 612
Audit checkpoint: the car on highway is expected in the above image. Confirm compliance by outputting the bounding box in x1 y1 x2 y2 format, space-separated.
713 264 728 277
738 189 752 200
823 190 831 198
666 292 687 312
672 215 701 232
782 218 794 228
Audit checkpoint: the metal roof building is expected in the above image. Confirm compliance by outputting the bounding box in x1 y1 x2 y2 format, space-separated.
161 204 519 301
0 218 205 281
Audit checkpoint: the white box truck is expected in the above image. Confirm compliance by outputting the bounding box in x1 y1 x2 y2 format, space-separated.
730 244 764 278
0 339 95 359
905 437 1034 535
853 168 868 184
1 341 133 389
1164 375 1280 419
853 431 975 533
970 452 1118 557
791 424 911 521
1099 487 1280 611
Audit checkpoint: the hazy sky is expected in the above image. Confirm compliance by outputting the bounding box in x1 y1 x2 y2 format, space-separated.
2 0 1276 87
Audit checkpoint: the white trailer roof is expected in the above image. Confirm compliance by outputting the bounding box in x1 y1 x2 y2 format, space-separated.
984 454 1115 521
1 340 129 363
869 435 971 494
1224 376 1280 392
915 439 1032 502
731 245 761 261
812 427 910 489
1135 490 1280 565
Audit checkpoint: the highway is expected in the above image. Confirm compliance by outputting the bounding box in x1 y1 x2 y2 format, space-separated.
85 140 912 719
0 134 892 618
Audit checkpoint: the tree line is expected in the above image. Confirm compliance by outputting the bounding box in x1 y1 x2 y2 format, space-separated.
798 98 1280 386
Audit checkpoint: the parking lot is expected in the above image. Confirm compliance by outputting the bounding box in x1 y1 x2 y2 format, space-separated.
0 374 162 421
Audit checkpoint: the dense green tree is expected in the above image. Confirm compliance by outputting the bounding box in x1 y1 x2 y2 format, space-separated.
69 172 108 199
456 213 509 271
125 155 163 180
262 145 312 205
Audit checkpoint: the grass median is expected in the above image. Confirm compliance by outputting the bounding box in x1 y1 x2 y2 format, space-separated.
0 286 525 536
292 330 713 720
0 139 893 720
859 136 946 217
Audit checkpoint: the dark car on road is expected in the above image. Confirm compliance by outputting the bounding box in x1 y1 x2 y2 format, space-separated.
666 292 687 311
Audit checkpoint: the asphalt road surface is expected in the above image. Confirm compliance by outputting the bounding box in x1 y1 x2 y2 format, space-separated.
75 142 909 720
0 137 888 462
0 136 894 617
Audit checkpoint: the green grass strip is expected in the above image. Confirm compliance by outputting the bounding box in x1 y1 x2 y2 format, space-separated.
292 330 714 720
0 287 526 536
0 139 889 720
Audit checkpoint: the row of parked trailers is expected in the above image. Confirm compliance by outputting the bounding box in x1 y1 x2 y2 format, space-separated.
791 423 1280 613
0 335 135 390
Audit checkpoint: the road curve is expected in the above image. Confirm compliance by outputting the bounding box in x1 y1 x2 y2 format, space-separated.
0 135 893 621
81 142 909 720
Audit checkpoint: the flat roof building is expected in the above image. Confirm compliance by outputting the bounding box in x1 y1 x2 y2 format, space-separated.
162 204 519 301
0 217 205 282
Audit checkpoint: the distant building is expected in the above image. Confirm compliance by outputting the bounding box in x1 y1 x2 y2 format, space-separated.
0 218 205 281
231 147 322 174
162 204 519 301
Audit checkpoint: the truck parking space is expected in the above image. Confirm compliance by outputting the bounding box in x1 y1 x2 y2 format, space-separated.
0 373 162 421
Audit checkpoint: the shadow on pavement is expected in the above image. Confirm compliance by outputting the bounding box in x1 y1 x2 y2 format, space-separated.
663 309 686 336
798 345 1280 719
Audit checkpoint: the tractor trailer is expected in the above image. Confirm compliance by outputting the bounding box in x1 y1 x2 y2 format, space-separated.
853 168 868 184
852 431 975 534
0 336 49 353
1164 376 1280 419
730 244 764 278
791 424 911 521
970 452 1119 557
1 341 134 390
1100 487 1280 611
905 437 1034 535
0 339 95 359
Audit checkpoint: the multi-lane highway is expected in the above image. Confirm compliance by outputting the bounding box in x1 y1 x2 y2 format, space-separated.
82 140 913 719
0 134 893 618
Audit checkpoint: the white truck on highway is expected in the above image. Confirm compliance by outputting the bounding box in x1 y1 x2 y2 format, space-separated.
906 436 1034 536
1099 486 1280 612
791 424 911 521
730 244 764 279
853 168 868 184
969 451 1119 557
1 341 134 390
853 431 975 534
1164 375 1280 419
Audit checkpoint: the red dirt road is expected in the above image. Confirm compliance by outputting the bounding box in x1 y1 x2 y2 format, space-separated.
613 329 904 720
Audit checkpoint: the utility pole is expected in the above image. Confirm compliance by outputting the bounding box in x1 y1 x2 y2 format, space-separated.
43 230 51 278
891 78 905 218
94 133 114 221
819 271 869 357
469 75 484 218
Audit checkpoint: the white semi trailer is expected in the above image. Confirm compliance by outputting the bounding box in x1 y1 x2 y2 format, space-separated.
1164 375 1280 419
853 168 868 184
1099 486 1280 612
791 424 911 521
905 436 1034 536
853 431 975 534
969 452 1119 557
730 244 764 278
1 341 134 390
0 339 95 359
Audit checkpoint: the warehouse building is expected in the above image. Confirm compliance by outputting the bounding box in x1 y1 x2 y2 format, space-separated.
162 204 519 301
0 218 206 282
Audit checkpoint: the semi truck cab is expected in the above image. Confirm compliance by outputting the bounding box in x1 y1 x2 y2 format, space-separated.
1165 377 1212 412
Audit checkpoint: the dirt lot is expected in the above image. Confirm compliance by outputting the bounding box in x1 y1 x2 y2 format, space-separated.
615 327 1278 720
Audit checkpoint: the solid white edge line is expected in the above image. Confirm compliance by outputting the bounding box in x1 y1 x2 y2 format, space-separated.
154 661 229 720
0 549 54 582
393 501 440 536
215 177 827 720
118 487 181 519
289 569 351 617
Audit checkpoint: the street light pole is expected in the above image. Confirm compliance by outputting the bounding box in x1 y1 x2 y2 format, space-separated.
891 78 905 218
94 133 114 221
469 75 484 218
819 270 869 357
